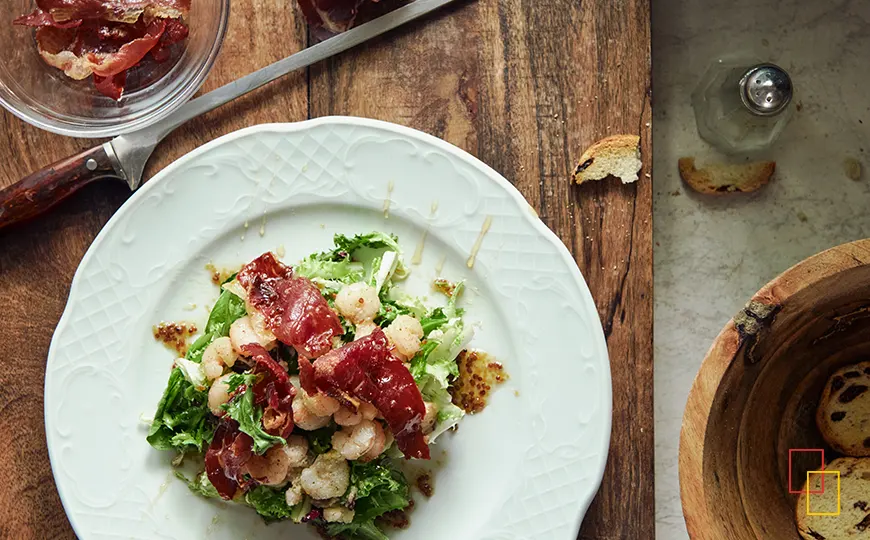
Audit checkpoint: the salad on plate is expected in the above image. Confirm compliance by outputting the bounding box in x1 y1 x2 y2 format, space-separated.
145 232 503 539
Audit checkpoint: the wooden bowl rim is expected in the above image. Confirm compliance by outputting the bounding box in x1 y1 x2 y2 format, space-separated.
678 238 870 539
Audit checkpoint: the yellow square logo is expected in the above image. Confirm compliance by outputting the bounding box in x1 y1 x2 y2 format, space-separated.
806 470 840 516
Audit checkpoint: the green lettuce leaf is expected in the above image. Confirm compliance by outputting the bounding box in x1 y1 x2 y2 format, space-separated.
295 257 364 285
290 497 312 523
325 520 389 540
384 289 427 320
222 378 285 454
350 457 410 521
305 425 337 455
205 287 248 336
419 307 448 336
334 232 402 258
374 298 409 328
185 288 247 364
245 486 295 522
146 368 214 452
184 333 214 365
176 470 220 499
146 285 249 453
327 457 410 540
310 232 407 288
408 281 471 442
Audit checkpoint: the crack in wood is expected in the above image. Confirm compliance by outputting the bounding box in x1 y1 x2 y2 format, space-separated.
602 188 638 339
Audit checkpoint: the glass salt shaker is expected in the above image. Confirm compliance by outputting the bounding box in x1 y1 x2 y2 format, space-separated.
691 59 794 154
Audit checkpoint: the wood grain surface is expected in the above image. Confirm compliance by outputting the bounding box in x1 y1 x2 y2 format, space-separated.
0 0 652 538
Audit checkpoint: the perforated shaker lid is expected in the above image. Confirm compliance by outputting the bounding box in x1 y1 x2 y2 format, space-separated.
740 63 793 116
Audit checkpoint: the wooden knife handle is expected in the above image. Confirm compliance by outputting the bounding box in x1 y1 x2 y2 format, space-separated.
0 145 122 231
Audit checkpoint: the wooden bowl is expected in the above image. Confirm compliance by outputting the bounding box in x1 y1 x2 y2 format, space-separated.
679 239 870 539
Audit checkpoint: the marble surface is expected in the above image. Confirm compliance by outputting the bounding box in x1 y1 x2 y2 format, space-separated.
652 0 870 538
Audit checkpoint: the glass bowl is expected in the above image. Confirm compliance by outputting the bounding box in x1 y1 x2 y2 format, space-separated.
0 1 230 138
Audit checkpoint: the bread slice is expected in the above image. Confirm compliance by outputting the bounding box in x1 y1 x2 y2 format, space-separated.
678 157 775 194
816 362 870 456
573 134 642 185
796 457 870 540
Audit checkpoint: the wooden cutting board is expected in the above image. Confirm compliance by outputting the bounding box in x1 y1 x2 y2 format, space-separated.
0 0 653 537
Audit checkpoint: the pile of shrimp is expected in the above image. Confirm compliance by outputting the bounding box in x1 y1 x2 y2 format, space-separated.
190 281 441 523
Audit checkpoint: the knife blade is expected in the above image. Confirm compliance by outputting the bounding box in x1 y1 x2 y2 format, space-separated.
0 0 460 231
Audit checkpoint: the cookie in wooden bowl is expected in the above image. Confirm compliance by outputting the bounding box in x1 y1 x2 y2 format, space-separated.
795 457 870 540
817 362 870 456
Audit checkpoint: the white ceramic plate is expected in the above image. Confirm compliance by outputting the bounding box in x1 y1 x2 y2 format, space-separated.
45 117 611 540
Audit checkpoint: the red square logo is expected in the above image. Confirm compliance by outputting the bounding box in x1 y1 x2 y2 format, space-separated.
789 449 825 494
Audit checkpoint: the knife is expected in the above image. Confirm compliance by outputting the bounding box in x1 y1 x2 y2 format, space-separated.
0 0 459 231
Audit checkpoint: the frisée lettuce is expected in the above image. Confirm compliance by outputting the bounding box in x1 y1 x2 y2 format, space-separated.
409 282 470 441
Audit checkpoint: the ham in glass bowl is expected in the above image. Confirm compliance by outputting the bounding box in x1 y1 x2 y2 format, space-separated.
0 1 229 138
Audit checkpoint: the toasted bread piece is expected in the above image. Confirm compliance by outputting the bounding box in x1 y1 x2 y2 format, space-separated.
678 157 775 194
573 134 642 185
796 457 870 540
816 362 870 456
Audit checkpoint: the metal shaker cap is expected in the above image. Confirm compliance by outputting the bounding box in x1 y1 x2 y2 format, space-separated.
740 63 792 116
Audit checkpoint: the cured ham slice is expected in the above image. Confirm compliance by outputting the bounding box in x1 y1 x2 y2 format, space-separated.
295 0 369 33
205 420 255 500
244 344 297 439
205 346 296 500
239 253 343 360
29 0 189 23
93 72 127 100
13 9 82 29
150 17 189 62
313 329 430 460
14 0 190 99
33 18 166 81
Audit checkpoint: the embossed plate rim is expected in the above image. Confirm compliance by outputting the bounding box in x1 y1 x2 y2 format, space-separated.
45 116 612 539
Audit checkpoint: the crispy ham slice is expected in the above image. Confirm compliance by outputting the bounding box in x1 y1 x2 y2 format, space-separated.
245 344 297 439
238 253 343 360
15 1 189 99
205 420 255 500
34 18 166 82
13 9 83 28
31 0 189 23
206 346 297 500
312 329 430 460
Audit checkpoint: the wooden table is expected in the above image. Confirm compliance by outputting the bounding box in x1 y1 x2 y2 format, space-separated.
0 1 653 537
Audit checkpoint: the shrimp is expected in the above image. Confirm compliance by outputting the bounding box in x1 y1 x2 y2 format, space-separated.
292 393 331 431
285 466 306 506
335 282 380 324
359 402 379 421
384 314 424 360
245 444 291 486
229 315 275 353
301 388 340 417
334 406 362 427
354 321 378 340
359 421 387 462
335 401 380 426
323 506 355 524
202 336 236 380
207 373 234 415
421 401 439 435
285 483 304 507
283 435 313 468
332 419 386 461
299 450 350 500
